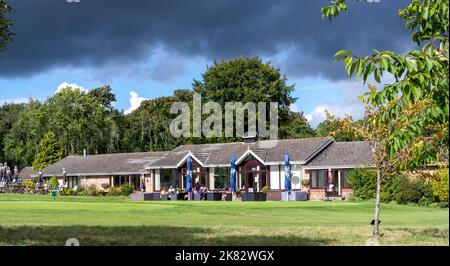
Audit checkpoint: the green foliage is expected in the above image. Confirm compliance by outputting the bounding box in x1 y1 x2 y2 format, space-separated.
120 185 134 196
0 103 26 163
32 131 63 172
347 168 377 199
60 187 75 196
384 175 432 206
349 168 435 205
4 100 45 166
261 186 269 193
193 57 300 140
87 85 117 112
431 169 449 203
0 0 14 51
48 176 60 191
323 0 449 170
107 186 121 196
315 119 364 141
279 111 316 139
394 176 433 205
5 87 121 166
84 185 98 196
120 90 192 152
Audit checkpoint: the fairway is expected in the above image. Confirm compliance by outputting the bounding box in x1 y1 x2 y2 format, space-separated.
0 194 448 246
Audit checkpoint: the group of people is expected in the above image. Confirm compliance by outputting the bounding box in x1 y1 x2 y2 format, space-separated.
0 163 20 183
159 184 209 200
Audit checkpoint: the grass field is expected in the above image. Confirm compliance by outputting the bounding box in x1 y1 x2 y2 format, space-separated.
0 194 448 246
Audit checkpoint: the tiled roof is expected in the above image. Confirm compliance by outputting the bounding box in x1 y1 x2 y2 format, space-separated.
37 137 372 176
38 152 168 177
146 137 333 168
306 141 374 167
18 166 35 180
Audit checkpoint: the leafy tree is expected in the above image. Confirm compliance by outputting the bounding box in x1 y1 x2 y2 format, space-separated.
5 87 120 166
120 89 192 152
46 87 119 155
321 0 449 236
279 110 316 139
32 131 63 171
48 176 60 190
4 100 46 166
0 0 13 52
0 103 26 162
430 168 449 203
88 85 117 112
193 57 300 139
316 118 363 141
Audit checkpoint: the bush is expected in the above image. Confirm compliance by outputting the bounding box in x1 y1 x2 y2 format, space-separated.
48 176 60 190
382 174 434 205
107 186 121 196
60 187 74 196
430 169 449 203
85 184 98 196
301 178 310 188
261 186 269 193
347 168 377 199
120 185 134 196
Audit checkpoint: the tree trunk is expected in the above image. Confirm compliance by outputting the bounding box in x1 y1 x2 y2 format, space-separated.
373 168 381 236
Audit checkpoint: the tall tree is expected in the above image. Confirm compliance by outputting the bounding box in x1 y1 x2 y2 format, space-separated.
32 131 63 171
88 85 117 112
193 57 306 139
120 89 193 152
316 117 364 141
46 87 119 155
0 103 26 162
279 110 316 139
322 0 449 236
4 100 46 166
0 0 13 52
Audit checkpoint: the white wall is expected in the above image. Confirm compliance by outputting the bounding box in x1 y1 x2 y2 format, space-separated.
270 165 280 189
291 164 302 190
155 169 160 191
209 167 215 190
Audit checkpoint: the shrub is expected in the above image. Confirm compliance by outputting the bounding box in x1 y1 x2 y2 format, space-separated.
107 186 121 196
430 169 449 203
120 185 134 196
22 180 34 188
48 176 60 190
261 186 269 193
60 187 74 196
85 184 98 196
301 178 310 188
347 168 377 199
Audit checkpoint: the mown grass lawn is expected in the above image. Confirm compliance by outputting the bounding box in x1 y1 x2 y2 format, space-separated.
0 194 448 246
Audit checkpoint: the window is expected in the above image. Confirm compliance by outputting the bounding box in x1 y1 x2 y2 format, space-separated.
309 169 327 188
161 169 178 189
214 167 228 190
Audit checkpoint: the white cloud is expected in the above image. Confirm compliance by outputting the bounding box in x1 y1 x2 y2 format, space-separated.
306 103 365 128
55 82 88 94
124 91 147 114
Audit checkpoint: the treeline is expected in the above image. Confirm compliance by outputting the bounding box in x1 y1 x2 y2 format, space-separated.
0 57 356 169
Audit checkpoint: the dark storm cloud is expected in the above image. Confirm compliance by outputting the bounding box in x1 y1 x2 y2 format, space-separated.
0 0 412 80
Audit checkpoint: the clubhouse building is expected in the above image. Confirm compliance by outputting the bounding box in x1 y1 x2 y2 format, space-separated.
34 136 374 200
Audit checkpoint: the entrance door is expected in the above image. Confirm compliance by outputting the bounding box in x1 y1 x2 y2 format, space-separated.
247 172 254 192
327 170 340 197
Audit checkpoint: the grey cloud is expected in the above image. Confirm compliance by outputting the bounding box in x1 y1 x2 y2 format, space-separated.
0 0 413 81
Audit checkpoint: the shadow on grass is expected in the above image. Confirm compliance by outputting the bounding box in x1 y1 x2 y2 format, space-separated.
0 225 332 246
